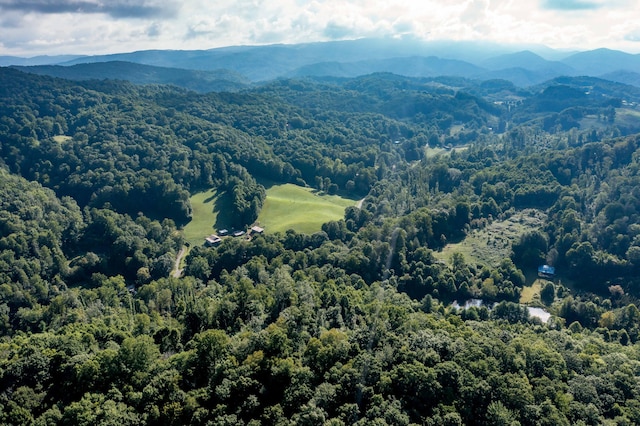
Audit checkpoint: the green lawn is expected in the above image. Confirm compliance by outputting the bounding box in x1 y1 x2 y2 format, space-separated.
182 184 357 245
182 189 221 246
257 184 356 234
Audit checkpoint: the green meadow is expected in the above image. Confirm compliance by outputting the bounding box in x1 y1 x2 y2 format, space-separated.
183 184 357 245
257 184 356 234
520 279 543 304
435 209 546 269
182 189 222 246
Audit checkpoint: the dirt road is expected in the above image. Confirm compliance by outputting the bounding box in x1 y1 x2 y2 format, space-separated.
172 246 186 278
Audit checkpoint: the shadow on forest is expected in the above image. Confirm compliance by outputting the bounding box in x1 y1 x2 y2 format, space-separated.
213 190 234 231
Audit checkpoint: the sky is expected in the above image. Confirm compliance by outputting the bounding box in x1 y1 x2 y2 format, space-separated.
1 0 640 57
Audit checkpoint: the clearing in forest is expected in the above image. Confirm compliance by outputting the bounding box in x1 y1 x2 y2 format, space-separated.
182 189 223 246
436 209 547 268
257 184 357 234
613 108 640 132
183 184 357 246
52 135 72 143
520 278 546 304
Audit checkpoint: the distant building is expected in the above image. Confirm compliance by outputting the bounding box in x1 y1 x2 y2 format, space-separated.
232 230 245 237
205 234 222 246
538 264 555 278
218 229 229 236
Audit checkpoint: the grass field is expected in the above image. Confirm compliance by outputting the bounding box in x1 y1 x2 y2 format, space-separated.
580 108 640 133
182 189 221 246
449 124 465 136
520 279 543 304
616 108 640 119
257 184 357 234
614 108 640 131
435 209 547 267
182 184 357 245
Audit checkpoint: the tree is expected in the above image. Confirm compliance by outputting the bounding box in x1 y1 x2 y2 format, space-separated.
540 282 555 305
512 230 548 268
186 256 210 281
486 401 520 426
117 336 160 381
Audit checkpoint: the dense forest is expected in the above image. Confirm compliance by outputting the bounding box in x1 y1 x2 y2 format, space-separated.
3 65 640 424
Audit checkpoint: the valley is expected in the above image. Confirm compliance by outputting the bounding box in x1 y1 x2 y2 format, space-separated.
3 40 640 424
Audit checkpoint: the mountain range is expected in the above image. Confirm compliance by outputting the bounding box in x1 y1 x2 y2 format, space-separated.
8 61 249 93
3 38 640 90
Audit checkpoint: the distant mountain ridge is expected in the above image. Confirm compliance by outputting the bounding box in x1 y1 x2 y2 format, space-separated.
562 48 640 75
288 56 486 79
3 38 640 88
480 50 575 74
11 61 250 93
600 70 640 87
0 54 85 66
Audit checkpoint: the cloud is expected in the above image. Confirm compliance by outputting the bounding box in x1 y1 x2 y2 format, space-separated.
323 21 357 39
392 19 415 35
1 0 640 56
0 11 23 28
146 22 162 38
185 15 241 41
0 0 180 19
540 0 602 11
461 0 489 23
625 29 640 42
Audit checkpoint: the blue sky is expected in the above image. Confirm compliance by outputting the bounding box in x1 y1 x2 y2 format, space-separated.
1 0 639 56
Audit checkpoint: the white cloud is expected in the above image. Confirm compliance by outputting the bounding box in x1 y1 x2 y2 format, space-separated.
1 0 640 56
625 28 640 42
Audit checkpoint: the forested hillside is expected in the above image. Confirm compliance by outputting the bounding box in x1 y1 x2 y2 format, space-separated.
3 66 640 425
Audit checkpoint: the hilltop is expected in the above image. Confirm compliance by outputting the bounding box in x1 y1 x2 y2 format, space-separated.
4 38 640 90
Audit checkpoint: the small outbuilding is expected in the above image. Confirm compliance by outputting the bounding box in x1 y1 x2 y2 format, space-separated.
205 234 222 246
538 264 555 279
251 225 264 234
